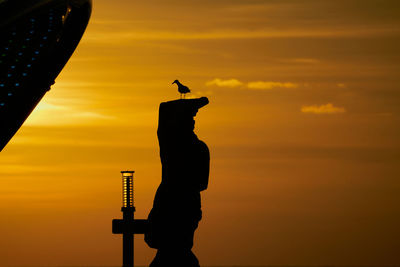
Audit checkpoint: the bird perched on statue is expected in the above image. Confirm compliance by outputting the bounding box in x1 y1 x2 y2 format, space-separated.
172 80 191 99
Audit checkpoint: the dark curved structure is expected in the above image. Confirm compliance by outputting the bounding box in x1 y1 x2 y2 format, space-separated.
145 97 210 267
0 0 92 151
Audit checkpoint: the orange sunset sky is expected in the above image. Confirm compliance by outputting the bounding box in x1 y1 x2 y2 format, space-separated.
1 0 400 266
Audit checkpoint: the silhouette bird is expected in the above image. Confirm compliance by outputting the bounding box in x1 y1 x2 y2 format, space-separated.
172 80 191 99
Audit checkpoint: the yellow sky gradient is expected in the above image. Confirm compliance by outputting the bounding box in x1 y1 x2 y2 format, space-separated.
1 0 400 266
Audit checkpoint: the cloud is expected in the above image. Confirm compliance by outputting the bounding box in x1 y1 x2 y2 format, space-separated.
301 103 346 114
247 81 298 90
285 58 320 64
206 78 243 87
71 111 114 120
25 100 115 126
206 78 300 91
34 102 68 111
83 27 400 44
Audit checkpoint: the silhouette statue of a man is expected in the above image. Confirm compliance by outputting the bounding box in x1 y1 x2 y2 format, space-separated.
145 97 210 267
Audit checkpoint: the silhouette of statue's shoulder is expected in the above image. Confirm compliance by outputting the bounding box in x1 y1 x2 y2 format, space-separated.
195 139 209 191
